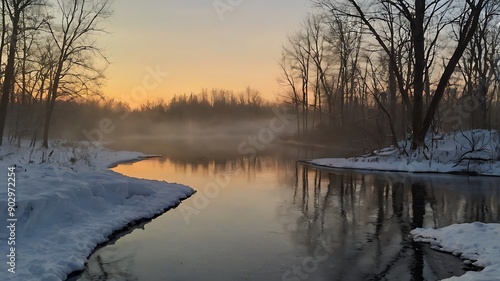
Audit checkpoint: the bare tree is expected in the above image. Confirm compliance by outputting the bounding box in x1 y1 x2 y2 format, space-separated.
458 0 500 129
315 0 487 150
42 0 113 148
280 12 365 139
279 51 302 136
0 0 43 145
8 6 47 146
284 29 312 136
365 52 400 148
325 11 363 127
1 0 7 77
305 14 329 129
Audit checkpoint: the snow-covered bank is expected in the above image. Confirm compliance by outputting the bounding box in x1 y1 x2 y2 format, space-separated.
412 223 500 281
0 141 194 281
311 130 500 176
308 130 500 280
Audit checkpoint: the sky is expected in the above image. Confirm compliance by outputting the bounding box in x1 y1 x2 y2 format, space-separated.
101 0 313 106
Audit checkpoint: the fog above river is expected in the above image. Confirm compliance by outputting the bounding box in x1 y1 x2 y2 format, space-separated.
49 102 370 158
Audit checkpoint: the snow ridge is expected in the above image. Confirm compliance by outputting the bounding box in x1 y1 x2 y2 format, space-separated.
0 142 194 281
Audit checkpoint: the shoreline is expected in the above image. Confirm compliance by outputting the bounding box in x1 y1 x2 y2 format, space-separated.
65 154 195 281
65 192 195 281
0 144 196 281
106 154 162 169
301 160 498 280
300 160 500 178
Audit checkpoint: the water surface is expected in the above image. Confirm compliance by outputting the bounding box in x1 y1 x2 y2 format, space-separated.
73 143 500 281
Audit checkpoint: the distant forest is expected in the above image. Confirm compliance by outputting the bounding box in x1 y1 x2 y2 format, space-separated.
47 87 283 141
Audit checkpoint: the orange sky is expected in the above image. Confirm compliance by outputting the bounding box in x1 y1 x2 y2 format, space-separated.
100 1 312 107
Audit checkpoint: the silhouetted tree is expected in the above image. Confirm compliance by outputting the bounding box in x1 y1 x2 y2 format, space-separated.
42 0 112 148
315 0 488 149
0 0 43 145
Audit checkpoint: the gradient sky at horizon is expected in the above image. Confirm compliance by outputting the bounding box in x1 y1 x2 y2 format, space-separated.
101 0 313 106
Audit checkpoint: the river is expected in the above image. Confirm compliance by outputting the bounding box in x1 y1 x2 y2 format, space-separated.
70 142 500 281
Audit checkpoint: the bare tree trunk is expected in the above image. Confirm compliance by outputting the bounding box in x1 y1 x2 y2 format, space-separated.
42 91 57 148
412 0 425 144
0 0 6 77
413 0 484 148
0 8 20 145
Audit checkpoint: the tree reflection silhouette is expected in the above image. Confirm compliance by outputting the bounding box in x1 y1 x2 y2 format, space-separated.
287 164 499 280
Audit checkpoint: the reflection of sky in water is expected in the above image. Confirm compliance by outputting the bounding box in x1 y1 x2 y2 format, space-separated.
74 154 500 281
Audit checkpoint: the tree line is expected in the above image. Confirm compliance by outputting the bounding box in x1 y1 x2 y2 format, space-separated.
0 0 112 147
139 87 272 121
281 0 500 149
44 88 279 142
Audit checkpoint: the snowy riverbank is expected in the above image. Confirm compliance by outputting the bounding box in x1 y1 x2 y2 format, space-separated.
309 130 500 280
412 223 500 281
0 141 194 281
311 129 500 176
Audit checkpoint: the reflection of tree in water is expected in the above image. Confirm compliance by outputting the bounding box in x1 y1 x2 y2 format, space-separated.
79 253 138 281
281 165 500 280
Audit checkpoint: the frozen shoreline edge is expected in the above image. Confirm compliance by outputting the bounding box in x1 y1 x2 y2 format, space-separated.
65 154 196 281
301 160 500 178
0 142 197 281
300 160 500 280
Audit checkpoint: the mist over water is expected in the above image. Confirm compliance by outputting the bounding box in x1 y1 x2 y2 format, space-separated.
47 98 371 157
105 115 360 164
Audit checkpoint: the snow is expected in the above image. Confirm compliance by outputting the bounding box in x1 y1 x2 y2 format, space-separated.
412 223 500 281
310 130 500 280
0 140 194 281
311 129 500 176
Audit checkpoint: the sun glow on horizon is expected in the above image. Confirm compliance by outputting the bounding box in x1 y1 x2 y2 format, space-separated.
98 1 311 107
